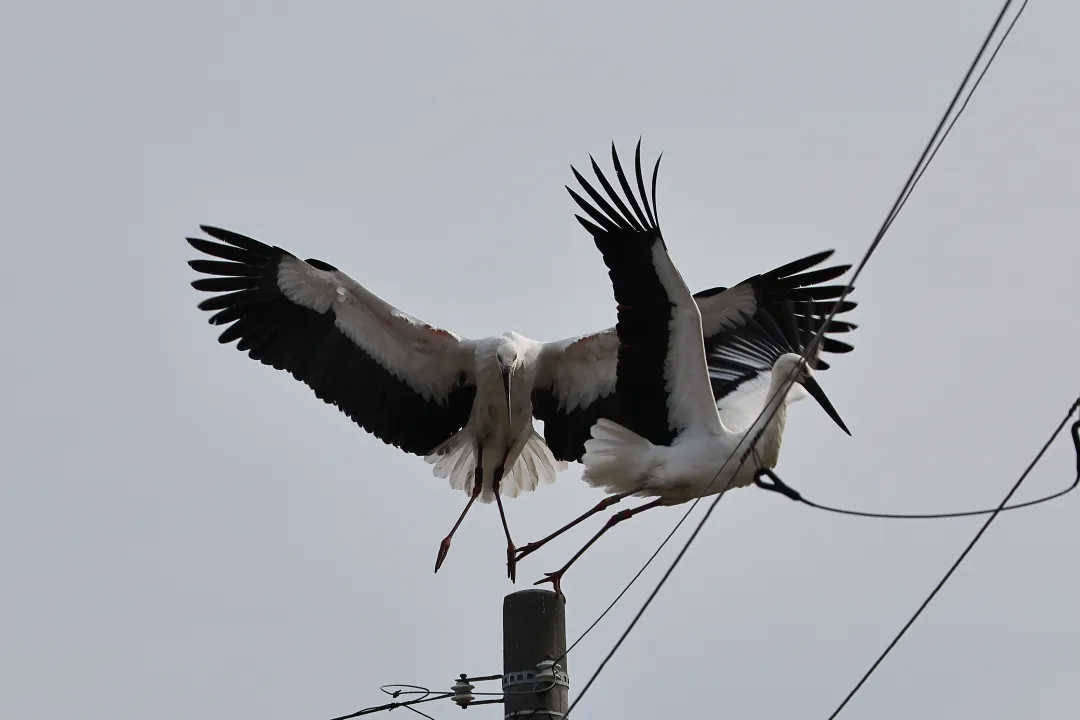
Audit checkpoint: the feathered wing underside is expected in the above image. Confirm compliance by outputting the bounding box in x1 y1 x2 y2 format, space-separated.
695 257 852 339
698 250 859 427
707 293 856 430
568 140 722 442
532 331 622 462
188 225 477 456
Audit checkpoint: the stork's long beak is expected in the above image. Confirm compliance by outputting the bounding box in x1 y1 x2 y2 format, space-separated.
500 366 513 426
801 376 851 436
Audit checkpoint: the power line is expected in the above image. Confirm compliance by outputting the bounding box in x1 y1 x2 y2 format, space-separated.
326 3 1033 716
328 676 505 720
826 397 1080 718
538 497 695 672
326 667 577 720
334 389 1073 720
329 689 452 720
754 447 1076 519
564 1 1030 715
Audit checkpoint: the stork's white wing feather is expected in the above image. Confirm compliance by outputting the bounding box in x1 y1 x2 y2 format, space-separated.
535 330 619 413
530 330 621 463
277 256 475 400
648 242 726 434
696 284 761 339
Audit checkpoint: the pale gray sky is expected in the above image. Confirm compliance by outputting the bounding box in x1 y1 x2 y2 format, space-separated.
2 1 1078 718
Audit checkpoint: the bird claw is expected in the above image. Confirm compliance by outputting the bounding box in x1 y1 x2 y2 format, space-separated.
533 571 565 598
506 545 518 583
514 542 539 564
434 538 452 573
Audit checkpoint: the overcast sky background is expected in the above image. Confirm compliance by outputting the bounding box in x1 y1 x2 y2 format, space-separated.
3 1 1078 718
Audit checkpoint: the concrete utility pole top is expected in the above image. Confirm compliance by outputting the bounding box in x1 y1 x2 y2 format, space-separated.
502 589 569 718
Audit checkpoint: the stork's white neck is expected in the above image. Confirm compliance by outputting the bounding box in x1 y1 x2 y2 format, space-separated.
740 369 794 469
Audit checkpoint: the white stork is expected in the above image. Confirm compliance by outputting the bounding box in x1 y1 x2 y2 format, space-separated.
186 182 855 582
188 226 562 581
520 141 856 594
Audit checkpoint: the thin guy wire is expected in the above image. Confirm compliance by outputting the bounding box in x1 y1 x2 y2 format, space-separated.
387 685 441 720
329 692 452 720
402 702 436 720
825 397 1080 719
564 1 1027 715
328 675 558 720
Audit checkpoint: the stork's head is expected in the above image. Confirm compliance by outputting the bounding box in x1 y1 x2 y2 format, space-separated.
495 342 520 374
490 335 525 423
492 332 530 374
774 353 850 436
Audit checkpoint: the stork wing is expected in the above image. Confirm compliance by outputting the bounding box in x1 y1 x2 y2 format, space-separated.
706 293 856 432
535 146 860 458
532 331 622 462
532 266 857 460
187 226 477 456
565 140 722 444
695 253 859 429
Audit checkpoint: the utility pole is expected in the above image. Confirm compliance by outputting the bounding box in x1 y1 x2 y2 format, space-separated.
502 589 569 718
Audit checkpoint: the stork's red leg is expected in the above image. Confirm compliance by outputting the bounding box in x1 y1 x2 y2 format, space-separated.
514 488 640 565
534 498 664 597
435 443 484 573
492 457 518 583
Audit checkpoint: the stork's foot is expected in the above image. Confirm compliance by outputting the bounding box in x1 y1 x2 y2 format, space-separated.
534 570 566 598
434 537 453 573
506 544 518 583
514 541 542 564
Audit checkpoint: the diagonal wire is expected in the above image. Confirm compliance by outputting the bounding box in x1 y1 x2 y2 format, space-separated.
402 704 437 720
563 0 1029 715
329 692 452 720
826 397 1080 718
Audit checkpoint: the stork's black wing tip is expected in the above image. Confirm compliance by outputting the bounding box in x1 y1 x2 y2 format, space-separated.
305 257 338 272
199 224 245 243
821 338 855 354
801 249 836 266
